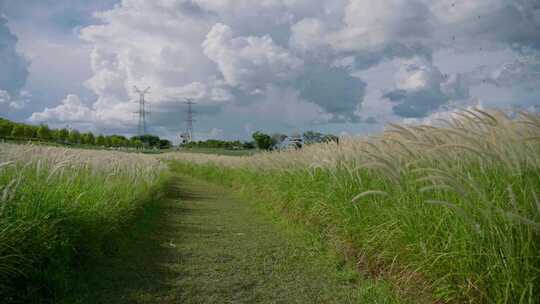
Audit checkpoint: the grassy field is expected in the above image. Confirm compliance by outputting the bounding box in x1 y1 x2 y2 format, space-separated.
1 108 539 303
0 142 404 303
60 174 407 303
166 109 540 303
177 147 257 156
0 144 169 302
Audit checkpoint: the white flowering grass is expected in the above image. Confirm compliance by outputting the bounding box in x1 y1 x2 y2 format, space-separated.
168 109 540 303
0 144 168 302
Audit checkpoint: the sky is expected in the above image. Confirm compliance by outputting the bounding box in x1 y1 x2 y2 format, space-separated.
0 0 539 142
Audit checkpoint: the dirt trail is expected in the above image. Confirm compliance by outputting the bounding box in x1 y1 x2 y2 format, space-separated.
65 175 399 303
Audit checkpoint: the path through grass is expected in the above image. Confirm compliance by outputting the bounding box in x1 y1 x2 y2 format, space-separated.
64 175 402 303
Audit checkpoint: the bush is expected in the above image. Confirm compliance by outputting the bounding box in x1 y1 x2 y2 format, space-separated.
252 131 275 150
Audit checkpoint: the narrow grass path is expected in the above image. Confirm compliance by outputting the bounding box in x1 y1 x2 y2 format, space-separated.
64 175 401 303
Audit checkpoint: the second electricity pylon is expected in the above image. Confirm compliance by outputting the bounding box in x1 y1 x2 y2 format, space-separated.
134 86 150 136
184 98 195 142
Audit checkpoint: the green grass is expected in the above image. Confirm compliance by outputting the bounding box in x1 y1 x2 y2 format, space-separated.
60 173 404 303
0 152 169 303
164 110 540 303
177 147 257 156
1 138 164 154
170 159 540 303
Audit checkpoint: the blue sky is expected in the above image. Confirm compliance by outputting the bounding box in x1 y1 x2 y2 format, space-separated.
0 0 539 141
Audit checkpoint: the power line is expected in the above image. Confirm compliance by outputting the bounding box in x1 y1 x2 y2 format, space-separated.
134 86 150 136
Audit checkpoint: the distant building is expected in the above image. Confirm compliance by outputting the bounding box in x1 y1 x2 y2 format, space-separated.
276 134 303 150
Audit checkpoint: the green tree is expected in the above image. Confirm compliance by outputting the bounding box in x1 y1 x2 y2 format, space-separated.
243 141 255 149
271 133 287 145
11 125 25 138
131 139 143 149
23 126 36 139
131 135 161 148
57 128 69 143
159 139 172 149
37 125 52 140
104 136 112 147
96 135 106 146
252 131 275 150
82 132 95 145
303 130 324 144
0 120 14 138
68 129 81 144
109 135 124 147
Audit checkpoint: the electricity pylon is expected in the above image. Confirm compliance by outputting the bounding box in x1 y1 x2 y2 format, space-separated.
184 98 195 142
134 86 150 136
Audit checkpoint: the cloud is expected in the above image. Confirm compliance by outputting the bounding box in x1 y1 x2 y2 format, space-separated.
290 18 333 53
17 0 540 139
0 15 29 107
202 23 303 90
382 56 470 118
0 89 31 111
311 0 540 54
195 127 224 141
332 0 433 52
488 55 540 88
29 93 138 132
297 63 366 122
29 94 95 124
43 1 369 132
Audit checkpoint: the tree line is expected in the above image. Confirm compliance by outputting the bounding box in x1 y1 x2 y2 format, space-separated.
1 117 338 151
252 130 339 150
182 139 255 150
180 130 339 151
0 118 171 149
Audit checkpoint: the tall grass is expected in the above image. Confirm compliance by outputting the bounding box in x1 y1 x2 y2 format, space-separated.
0 144 168 302
167 109 540 303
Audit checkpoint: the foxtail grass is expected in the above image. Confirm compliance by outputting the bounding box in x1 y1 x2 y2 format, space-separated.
167 108 540 303
0 144 169 302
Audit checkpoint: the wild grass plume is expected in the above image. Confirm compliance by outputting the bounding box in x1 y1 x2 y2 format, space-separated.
0 143 168 302
167 108 540 303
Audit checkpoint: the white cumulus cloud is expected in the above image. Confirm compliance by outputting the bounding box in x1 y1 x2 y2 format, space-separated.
202 23 303 90
18 0 540 138
29 94 95 124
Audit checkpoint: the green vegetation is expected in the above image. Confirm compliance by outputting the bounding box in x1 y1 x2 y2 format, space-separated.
61 173 403 303
182 139 254 150
178 147 257 156
252 131 275 150
2 108 538 303
0 145 168 303
0 117 171 150
301 130 339 144
168 109 540 303
252 130 339 151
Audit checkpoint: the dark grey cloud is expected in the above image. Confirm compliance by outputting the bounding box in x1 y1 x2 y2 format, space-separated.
176 0 209 17
352 43 433 70
364 116 377 124
0 13 29 118
381 55 473 118
473 1 540 50
0 16 28 96
384 88 448 118
1 0 119 30
297 63 366 122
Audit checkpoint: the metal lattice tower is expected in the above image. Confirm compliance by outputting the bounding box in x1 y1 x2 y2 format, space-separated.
184 98 195 142
134 86 150 136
